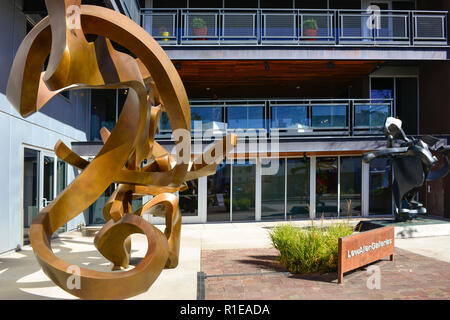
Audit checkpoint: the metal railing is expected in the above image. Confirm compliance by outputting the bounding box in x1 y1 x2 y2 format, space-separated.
157 99 393 139
141 8 448 46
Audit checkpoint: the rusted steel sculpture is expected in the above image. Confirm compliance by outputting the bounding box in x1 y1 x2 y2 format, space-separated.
363 117 449 221
7 0 236 299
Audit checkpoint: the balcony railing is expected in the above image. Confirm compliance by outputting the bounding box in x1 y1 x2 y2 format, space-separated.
157 99 393 139
141 8 448 46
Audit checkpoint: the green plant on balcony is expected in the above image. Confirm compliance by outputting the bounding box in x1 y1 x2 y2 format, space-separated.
302 18 319 40
191 17 208 37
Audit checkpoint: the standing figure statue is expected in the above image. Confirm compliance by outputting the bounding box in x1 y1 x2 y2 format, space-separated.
363 117 450 222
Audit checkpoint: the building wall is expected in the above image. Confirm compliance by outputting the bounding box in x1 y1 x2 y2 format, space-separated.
0 0 90 254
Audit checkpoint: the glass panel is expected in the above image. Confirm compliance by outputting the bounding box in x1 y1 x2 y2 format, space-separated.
55 160 67 234
90 89 117 141
23 148 39 245
265 14 295 38
316 157 338 217
207 162 231 222
223 14 255 37
340 157 362 217
159 112 171 132
286 158 310 219
191 107 224 132
180 180 198 216
271 105 309 129
369 158 393 215
354 103 391 130
56 160 66 195
311 105 347 128
43 156 55 204
187 14 217 37
89 184 116 224
227 106 264 130
261 159 285 220
232 160 256 221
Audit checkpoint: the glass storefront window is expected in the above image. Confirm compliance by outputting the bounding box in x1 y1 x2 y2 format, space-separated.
207 162 231 222
340 157 362 217
89 184 116 225
232 160 256 221
271 106 309 129
316 157 338 217
311 105 347 128
227 106 264 130
369 158 393 215
261 159 285 220
287 158 310 219
180 180 198 216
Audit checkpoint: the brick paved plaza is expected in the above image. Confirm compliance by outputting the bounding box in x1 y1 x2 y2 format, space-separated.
201 247 450 300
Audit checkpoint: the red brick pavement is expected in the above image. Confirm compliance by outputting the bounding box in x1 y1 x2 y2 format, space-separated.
201 247 450 300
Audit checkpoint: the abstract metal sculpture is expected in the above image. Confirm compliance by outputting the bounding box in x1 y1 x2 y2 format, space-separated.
7 0 236 299
363 117 450 222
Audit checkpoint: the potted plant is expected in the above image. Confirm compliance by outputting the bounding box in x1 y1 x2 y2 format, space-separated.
191 17 208 37
302 18 318 40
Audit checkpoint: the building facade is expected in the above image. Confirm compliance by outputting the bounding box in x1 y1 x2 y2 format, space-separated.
0 0 449 254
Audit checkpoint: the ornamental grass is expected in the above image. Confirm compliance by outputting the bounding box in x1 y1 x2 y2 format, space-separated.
269 222 354 274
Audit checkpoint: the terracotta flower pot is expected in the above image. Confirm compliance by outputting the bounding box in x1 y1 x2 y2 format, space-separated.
193 27 208 37
304 28 318 40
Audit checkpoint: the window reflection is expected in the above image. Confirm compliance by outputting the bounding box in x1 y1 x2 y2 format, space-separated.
311 105 347 128
369 158 392 215
227 106 264 130
340 157 362 216
271 106 309 129
207 162 231 222
191 107 224 132
316 157 338 217
262 159 285 220
232 160 256 221
180 180 198 216
354 104 391 129
287 158 310 219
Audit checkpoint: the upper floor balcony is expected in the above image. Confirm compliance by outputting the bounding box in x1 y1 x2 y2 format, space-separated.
141 8 448 47
156 98 393 140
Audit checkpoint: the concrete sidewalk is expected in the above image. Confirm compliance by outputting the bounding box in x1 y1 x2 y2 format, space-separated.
0 219 449 300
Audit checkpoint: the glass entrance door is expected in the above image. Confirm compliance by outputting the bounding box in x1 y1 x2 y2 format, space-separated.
23 148 67 244
316 157 339 217
232 160 256 221
23 149 40 245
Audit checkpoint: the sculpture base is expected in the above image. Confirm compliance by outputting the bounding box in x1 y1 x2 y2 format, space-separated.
357 216 450 239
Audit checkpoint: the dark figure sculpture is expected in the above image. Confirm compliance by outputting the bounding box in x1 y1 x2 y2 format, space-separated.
363 117 450 222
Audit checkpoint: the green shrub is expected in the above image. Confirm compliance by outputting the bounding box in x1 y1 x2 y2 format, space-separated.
269 222 353 274
302 19 318 30
191 17 207 29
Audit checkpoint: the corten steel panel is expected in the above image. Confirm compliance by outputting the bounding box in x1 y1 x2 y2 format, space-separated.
338 226 394 284
6 0 236 300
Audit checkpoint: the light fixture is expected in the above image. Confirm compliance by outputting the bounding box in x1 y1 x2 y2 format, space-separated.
206 87 210 91
296 86 300 90
327 61 335 69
